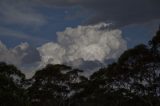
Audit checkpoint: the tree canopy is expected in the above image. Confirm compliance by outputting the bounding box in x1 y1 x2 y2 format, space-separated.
0 29 160 106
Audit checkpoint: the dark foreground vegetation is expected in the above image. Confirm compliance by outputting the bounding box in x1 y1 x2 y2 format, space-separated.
1 29 160 106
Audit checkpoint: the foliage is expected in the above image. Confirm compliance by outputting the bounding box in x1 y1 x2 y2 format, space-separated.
1 29 160 106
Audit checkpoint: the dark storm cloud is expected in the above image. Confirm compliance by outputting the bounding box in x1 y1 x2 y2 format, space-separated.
1 0 159 26
36 0 160 26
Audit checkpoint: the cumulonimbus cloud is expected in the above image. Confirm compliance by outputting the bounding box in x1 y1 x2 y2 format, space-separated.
38 23 127 69
0 23 127 77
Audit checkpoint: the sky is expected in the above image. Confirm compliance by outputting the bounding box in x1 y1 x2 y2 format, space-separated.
0 0 160 77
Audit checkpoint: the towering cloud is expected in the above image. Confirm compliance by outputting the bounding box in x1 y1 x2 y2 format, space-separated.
38 23 127 69
0 23 127 77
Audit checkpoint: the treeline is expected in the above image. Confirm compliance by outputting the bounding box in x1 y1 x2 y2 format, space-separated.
0 29 160 106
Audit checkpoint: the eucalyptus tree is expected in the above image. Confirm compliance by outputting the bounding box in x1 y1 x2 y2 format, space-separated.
27 64 87 106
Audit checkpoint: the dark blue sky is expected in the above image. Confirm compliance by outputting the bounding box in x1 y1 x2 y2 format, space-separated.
0 0 159 48
0 0 160 77
0 5 85 47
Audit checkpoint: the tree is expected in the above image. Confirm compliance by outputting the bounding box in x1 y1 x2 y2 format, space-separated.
0 62 27 106
27 64 87 106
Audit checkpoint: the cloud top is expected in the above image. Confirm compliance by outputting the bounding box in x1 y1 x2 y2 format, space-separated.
38 23 127 69
0 23 127 77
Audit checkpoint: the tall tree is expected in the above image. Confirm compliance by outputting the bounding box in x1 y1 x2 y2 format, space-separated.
27 64 87 106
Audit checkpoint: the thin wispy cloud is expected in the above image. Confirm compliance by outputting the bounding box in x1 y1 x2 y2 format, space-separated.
0 0 47 27
0 27 48 43
36 0 160 26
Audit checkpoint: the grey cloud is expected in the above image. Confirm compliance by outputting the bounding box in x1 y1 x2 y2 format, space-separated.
1 0 159 27
14 43 41 65
0 27 48 43
75 59 115 76
22 48 41 64
0 41 41 77
0 0 47 27
36 0 160 26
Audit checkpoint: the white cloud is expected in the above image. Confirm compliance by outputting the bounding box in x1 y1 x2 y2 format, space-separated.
0 41 41 78
0 42 27 65
0 23 127 77
38 42 66 65
38 23 127 69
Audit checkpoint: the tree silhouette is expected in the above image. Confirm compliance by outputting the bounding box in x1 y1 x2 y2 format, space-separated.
0 28 160 106
0 62 27 106
27 64 87 106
